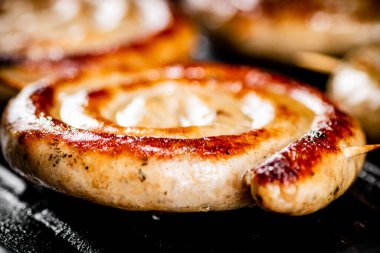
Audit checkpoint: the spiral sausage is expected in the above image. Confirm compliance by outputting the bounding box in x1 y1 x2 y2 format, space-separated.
184 0 380 63
0 0 197 89
0 63 365 215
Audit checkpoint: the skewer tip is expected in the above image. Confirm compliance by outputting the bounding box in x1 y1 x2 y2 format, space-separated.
343 144 380 158
292 51 342 74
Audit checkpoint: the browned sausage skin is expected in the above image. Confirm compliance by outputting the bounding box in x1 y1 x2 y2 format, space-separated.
184 0 380 63
0 0 198 90
247 99 364 215
1 63 365 214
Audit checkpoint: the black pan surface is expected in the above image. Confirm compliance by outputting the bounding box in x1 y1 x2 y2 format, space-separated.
1 35 380 253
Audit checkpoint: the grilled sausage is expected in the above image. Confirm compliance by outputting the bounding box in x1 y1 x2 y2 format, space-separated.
0 0 198 89
184 0 380 63
0 63 366 214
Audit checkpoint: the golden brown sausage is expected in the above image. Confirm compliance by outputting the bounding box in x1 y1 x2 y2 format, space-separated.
0 0 198 89
184 0 380 63
0 63 366 214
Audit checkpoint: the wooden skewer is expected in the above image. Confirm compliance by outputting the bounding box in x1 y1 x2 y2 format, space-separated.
343 145 380 158
294 51 380 156
292 51 343 74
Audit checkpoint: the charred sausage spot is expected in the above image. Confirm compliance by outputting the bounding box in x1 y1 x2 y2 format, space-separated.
138 169 146 182
333 186 340 197
216 110 230 116
17 133 27 145
141 157 149 166
309 130 327 140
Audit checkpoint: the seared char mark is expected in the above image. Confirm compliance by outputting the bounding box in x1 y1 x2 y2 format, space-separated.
254 109 354 185
30 86 54 115
19 129 267 159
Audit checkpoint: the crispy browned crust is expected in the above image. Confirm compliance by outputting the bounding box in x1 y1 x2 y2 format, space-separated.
252 109 354 185
0 13 198 90
5 65 280 159
1 63 365 214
